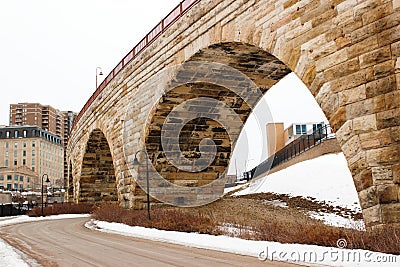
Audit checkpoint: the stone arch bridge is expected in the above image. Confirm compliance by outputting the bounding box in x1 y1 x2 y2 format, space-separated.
67 0 400 227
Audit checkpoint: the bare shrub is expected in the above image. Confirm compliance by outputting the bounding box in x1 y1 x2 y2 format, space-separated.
28 203 96 217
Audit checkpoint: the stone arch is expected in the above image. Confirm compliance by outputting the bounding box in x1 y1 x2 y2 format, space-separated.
68 0 400 227
79 129 118 203
145 43 290 193
145 40 400 227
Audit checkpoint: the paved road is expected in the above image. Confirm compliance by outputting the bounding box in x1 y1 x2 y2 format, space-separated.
0 217 295 267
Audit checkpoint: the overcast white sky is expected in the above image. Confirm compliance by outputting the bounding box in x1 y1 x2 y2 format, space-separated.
0 0 327 174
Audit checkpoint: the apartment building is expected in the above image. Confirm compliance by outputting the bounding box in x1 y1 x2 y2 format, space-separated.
9 103 76 186
0 126 64 190
266 122 326 157
0 166 38 191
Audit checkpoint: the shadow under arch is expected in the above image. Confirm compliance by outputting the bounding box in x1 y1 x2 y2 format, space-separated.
79 129 118 203
133 42 291 206
67 160 73 202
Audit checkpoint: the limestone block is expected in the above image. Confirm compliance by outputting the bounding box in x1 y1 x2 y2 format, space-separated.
396 58 400 73
393 164 400 184
329 107 346 132
359 186 378 209
366 146 400 166
391 126 400 142
352 114 377 134
373 60 395 79
335 119 353 146
365 74 396 98
376 107 400 129
359 128 392 149
330 68 370 93
361 2 392 25
395 0 400 10
393 41 400 57
315 48 348 72
362 205 381 226
345 95 385 120
385 91 400 110
324 57 360 81
354 169 373 192
381 203 400 223
372 166 394 184
348 36 379 59
338 85 366 106
348 152 367 177
360 46 391 69
377 184 399 203
341 135 361 159
378 24 400 46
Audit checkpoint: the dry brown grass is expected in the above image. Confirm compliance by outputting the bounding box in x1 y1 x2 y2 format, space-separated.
29 196 400 255
92 203 221 234
92 196 400 255
28 203 96 217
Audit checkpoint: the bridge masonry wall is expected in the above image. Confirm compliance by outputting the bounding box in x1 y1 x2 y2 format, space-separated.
68 0 400 227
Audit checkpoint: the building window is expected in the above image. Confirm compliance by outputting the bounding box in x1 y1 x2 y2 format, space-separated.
32 150 35 156
14 130 18 138
14 150 17 157
23 159 26 165
23 150 26 157
295 125 301 135
32 141 35 147
14 142 18 148
32 166 35 172
296 124 307 134
7 184 11 190
14 183 18 189
19 184 23 189
5 142 8 148
14 160 17 166
7 175 11 181
0 175 3 181
302 124 307 134
20 176 23 182
5 160 8 167
27 177 30 183
32 158 35 165
5 151 8 157
23 130 27 137
23 142 26 148
14 175 18 181
6 131 10 138
313 123 323 133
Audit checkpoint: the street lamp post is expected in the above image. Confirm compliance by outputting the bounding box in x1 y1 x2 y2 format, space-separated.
132 150 150 220
96 67 103 89
41 174 50 217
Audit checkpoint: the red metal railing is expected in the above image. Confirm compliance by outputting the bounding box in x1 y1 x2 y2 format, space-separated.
72 0 201 130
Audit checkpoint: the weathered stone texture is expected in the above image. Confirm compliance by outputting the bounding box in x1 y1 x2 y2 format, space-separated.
66 0 400 227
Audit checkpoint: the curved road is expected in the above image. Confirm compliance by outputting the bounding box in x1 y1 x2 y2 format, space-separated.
0 217 294 266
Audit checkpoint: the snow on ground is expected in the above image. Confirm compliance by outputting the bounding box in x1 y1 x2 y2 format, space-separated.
235 153 360 210
0 239 30 267
0 153 397 266
233 153 363 228
86 219 399 266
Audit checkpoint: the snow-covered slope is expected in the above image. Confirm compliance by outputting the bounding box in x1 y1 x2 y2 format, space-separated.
234 153 360 211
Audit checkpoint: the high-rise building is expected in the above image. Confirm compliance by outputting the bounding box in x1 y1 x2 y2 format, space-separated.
0 126 64 190
9 103 76 187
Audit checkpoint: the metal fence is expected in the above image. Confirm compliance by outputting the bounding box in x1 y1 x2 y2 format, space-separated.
243 124 335 180
0 203 36 217
72 0 201 131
